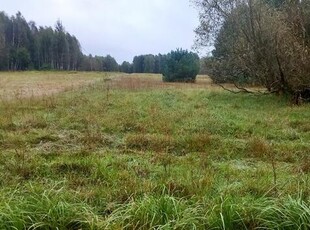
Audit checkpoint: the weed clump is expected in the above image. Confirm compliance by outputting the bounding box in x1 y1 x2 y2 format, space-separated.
246 137 271 158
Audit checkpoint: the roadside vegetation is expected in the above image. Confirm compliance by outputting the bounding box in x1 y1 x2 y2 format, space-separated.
0 72 309 229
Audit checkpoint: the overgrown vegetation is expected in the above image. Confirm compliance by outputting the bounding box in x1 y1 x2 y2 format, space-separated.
194 0 310 96
0 72 309 229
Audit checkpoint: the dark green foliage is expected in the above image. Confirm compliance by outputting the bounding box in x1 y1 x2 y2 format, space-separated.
79 54 119 72
265 0 286 8
130 54 165 74
103 55 119 72
0 11 120 71
143 54 155 73
162 49 200 82
0 12 84 71
11 47 30 70
120 61 133 73
133 55 145 73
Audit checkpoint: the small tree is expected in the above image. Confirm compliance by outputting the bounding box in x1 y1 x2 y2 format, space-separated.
120 61 133 73
162 49 200 82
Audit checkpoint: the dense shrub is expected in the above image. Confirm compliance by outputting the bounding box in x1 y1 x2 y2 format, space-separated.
162 49 200 83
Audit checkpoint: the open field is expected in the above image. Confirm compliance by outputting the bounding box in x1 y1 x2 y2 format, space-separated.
0 71 122 100
0 72 309 229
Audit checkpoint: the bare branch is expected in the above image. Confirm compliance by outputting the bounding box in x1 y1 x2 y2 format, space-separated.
216 83 242 94
216 82 272 95
233 82 256 93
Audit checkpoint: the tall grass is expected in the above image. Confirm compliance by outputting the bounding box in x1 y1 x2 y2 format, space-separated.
0 184 102 229
104 194 207 229
0 72 309 229
258 195 310 229
103 193 310 229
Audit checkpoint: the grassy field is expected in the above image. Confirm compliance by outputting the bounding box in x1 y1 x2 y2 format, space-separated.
0 71 123 100
0 71 309 229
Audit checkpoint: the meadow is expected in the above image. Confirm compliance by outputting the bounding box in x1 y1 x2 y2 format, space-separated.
0 71 309 229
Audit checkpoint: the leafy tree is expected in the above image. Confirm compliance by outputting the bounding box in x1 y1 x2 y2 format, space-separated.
194 0 310 94
28 21 39 69
54 20 69 70
120 61 133 73
133 55 144 73
79 54 92 71
38 26 55 69
143 54 155 73
77 54 120 72
8 12 32 70
154 55 162 73
162 49 200 82
124 54 166 74
67 34 81 70
103 55 119 72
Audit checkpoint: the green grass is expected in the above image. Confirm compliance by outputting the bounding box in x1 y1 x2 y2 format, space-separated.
0 72 309 229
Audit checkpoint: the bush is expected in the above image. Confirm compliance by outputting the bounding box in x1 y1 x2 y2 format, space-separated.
162 49 200 83
201 56 256 85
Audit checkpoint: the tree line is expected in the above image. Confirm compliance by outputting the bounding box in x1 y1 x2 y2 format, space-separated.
120 54 166 74
0 11 202 80
0 11 119 71
194 0 310 95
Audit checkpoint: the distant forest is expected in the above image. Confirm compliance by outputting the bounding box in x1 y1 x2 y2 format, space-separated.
0 11 200 74
0 11 121 71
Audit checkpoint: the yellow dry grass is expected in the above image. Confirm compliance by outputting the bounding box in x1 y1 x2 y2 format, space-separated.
109 73 216 91
0 71 265 101
0 71 121 100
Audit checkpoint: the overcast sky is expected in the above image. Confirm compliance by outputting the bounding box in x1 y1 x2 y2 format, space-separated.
1 0 200 63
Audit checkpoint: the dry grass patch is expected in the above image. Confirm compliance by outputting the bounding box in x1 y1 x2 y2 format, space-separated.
246 137 271 158
183 133 213 152
0 71 119 100
110 74 216 91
